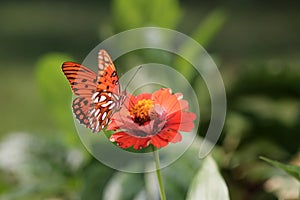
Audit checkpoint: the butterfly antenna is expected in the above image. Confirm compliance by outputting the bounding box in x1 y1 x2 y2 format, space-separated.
123 66 142 91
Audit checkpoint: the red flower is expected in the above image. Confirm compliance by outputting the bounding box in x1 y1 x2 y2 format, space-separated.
108 88 196 150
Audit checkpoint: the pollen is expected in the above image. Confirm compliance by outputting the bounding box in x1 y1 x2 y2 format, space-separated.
130 99 154 125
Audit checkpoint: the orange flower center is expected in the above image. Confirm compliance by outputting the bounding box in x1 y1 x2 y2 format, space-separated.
130 99 154 125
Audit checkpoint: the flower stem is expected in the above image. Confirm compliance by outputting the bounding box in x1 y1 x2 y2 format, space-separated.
298 187 300 200
152 146 167 200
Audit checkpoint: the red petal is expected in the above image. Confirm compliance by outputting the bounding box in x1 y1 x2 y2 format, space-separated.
133 137 151 149
107 120 119 130
175 92 183 100
157 128 178 141
110 132 152 150
166 111 196 132
171 132 182 143
179 99 189 111
110 132 138 149
151 135 168 148
153 89 182 114
126 93 152 111
135 93 152 101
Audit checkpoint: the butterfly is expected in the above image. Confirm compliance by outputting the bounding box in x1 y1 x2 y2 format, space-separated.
62 49 126 132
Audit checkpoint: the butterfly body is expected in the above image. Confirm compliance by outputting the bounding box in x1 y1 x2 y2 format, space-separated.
62 50 125 132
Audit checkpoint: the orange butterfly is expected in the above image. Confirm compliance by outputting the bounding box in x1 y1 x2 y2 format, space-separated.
62 50 126 132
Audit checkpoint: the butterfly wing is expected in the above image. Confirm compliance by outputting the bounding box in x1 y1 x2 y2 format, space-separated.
88 50 122 132
62 62 97 129
97 50 120 94
72 96 92 127
62 50 123 133
62 62 97 96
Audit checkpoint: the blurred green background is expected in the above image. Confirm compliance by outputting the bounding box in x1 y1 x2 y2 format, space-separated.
1 0 300 199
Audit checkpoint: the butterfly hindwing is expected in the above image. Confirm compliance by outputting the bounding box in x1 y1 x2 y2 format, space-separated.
89 92 115 132
72 97 92 128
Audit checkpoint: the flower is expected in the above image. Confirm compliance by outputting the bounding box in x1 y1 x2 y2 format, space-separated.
108 88 196 150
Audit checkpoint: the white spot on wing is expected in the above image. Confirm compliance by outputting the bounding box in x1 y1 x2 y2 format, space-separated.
102 112 107 121
94 109 100 117
98 55 104 60
113 93 119 100
104 56 109 62
101 100 113 107
96 121 100 132
105 118 109 125
109 102 116 110
99 95 106 102
90 109 95 115
93 97 99 103
98 63 104 70
92 92 99 100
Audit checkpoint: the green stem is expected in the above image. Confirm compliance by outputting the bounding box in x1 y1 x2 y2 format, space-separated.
152 146 167 200
298 186 300 200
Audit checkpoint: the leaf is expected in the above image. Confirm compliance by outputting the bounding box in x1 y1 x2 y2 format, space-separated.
102 172 144 200
148 0 182 28
112 0 181 31
35 53 77 145
186 156 230 200
192 9 228 47
80 161 114 200
260 156 300 182
173 8 228 81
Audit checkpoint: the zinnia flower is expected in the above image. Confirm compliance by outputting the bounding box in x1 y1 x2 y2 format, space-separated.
108 88 196 150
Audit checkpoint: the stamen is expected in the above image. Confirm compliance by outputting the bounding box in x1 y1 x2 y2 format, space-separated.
130 99 154 125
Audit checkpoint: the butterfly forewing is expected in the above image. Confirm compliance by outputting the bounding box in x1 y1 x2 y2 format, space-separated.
97 50 120 93
62 62 98 96
89 50 122 132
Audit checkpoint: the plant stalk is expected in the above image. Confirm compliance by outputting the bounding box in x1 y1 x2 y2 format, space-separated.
153 147 167 200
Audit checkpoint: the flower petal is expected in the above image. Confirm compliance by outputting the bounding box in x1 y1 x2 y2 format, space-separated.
151 135 168 148
110 132 152 149
110 132 139 149
135 93 152 101
133 137 151 149
166 111 196 132
156 90 177 111
179 99 189 111
157 128 178 141
171 131 182 143
127 93 152 109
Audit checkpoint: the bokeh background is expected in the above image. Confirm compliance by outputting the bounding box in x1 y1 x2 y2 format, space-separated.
1 0 300 199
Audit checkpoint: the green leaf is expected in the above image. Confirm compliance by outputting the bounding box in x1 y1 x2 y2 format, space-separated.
186 156 230 200
148 0 182 28
192 9 227 47
80 161 114 199
112 0 181 31
102 172 144 200
260 156 300 182
173 9 227 81
35 53 77 145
